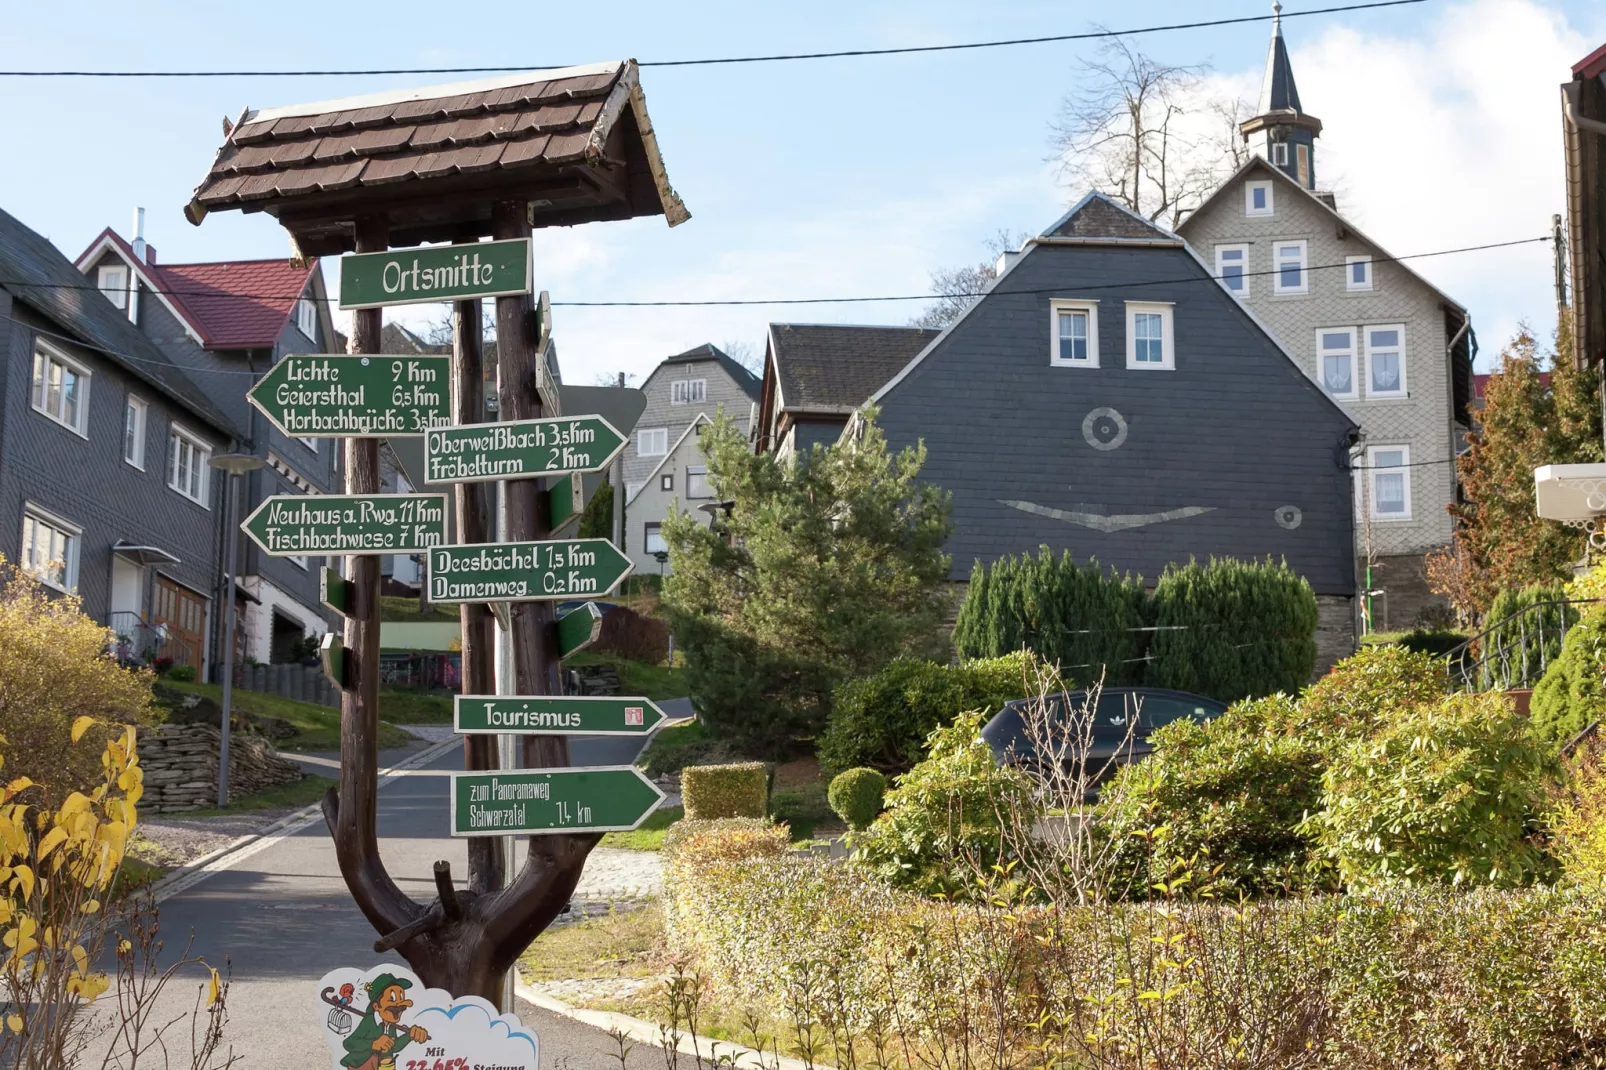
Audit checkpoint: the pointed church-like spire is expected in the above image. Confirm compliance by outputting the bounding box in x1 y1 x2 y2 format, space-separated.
1258 2 1304 113
1240 1 1323 189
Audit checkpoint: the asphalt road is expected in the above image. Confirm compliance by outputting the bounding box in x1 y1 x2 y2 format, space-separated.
131 710 691 1070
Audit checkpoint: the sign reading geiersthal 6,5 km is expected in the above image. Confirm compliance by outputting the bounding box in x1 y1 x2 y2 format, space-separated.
249 355 451 438
243 493 449 557
339 238 532 309
428 539 633 603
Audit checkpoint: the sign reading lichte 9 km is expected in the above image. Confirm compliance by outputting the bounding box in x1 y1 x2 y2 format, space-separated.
249 355 450 438
339 239 532 310
427 539 633 603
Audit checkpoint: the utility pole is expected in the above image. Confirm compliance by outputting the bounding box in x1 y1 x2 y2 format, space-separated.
613 370 626 552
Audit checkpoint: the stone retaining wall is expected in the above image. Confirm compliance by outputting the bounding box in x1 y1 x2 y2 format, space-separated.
137 722 305 813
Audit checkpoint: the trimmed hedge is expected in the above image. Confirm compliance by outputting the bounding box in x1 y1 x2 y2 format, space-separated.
680 761 768 820
827 768 886 831
1531 609 1606 747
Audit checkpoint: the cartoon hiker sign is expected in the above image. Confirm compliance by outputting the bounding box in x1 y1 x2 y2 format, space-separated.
317 965 539 1070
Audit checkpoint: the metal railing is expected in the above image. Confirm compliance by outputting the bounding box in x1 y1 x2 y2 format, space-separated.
109 611 193 670
1441 599 1596 692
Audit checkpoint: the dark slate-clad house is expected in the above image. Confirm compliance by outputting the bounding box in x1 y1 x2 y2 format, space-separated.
0 207 241 671
76 217 340 666
774 193 1362 667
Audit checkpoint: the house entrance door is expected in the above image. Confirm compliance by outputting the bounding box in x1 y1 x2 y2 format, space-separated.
151 576 207 671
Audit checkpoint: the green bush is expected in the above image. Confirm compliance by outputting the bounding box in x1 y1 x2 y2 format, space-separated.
662 817 787 865
817 653 1028 777
851 710 1039 896
1287 644 1447 746
1552 751 1606 887
827 767 887 831
680 761 768 820
1531 610 1606 747
165 664 197 682
1307 690 1556 889
1146 556 1318 702
1481 581 1577 689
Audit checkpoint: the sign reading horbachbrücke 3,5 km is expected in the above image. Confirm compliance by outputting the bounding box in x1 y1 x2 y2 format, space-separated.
424 416 626 484
242 493 449 557
339 238 532 309
249 355 450 438
427 539 633 603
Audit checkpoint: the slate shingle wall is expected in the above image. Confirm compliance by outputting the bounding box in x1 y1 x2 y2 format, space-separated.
623 358 754 490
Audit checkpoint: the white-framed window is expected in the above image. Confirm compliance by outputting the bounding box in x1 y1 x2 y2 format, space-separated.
167 425 211 506
290 553 309 570
670 379 707 405
1272 240 1308 294
644 522 667 555
21 505 81 592
1365 325 1407 398
1272 142 1289 166
637 427 668 457
97 264 129 309
1346 255 1374 292
686 466 710 499
1366 445 1411 520
1317 328 1358 400
1245 180 1274 217
123 395 148 469
296 297 318 341
30 340 90 437
625 481 644 501
1049 300 1099 367
1214 244 1249 297
1125 302 1175 370
660 473 673 492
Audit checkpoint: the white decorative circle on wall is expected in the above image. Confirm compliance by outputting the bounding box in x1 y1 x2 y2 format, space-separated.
1082 407 1128 451
1274 505 1303 530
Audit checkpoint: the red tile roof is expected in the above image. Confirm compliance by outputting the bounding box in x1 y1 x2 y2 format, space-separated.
1473 371 1551 402
78 227 316 349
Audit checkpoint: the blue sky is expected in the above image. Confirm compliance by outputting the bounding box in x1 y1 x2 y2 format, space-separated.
4 0 1604 382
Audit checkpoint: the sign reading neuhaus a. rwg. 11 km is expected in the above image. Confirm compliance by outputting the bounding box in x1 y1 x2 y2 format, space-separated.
338 238 532 309
249 355 450 438
427 539 633 603
243 493 449 556
424 416 626 484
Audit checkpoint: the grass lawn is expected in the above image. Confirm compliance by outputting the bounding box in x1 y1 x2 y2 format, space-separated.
379 688 452 723
601 806 682 850
565 652 687 701
163 681 415 751
380 596 456 623
183 773 334 817
519 901 665 982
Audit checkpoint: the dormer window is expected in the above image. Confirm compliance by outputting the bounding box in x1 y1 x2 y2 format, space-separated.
296 298 318 341
97 264 128 309
1245 181 1274 217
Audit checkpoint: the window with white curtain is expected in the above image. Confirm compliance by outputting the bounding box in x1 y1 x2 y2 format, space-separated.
98 264 129 309
1050 300 1098 366
1367 446 1411 520
637 428 668 457
1318 328 1358 399
1366 325 1406 398
21 506 80 591
167 425 211 506
124 395 147 469
31 341 90 436
1125 302 1175 370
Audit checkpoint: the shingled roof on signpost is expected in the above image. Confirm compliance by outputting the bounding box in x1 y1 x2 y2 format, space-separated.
184 60 688 254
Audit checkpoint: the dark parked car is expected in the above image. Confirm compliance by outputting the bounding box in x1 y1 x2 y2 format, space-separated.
981 687 1228 795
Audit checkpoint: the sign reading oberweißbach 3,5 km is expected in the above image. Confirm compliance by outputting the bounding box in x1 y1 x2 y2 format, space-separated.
249 355 451 438
427 539 633 603
424 416 627 484
450 767 665 836
243 493 449 557
338 238 532 309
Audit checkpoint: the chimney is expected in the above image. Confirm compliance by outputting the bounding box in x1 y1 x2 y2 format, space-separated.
995 250 1021 277
131 207 148 264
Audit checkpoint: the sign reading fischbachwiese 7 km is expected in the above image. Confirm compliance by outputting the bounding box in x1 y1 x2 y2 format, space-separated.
243 493 449 556
424 416 626 484
450 767 664 836
427 539 633 603
338 238 532 309
249 355 450 438
455 695 670 736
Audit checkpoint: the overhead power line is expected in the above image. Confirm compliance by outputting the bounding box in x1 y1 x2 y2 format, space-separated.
0 0 1425 78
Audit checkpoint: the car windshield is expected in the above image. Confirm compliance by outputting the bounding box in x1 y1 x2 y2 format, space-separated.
1141 695 1220 730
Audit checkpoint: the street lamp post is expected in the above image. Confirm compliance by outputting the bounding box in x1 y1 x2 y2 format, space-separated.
209 452 266 807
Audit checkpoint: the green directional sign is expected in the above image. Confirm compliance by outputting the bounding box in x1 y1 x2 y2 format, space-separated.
427 539 633 603
423 416 626 485
249 355 450 438
339 239 532 310
556 601 603 658
450 766 664 836
546 473 585 534
242 493 449 556
454 695 669 736
320 567 351 617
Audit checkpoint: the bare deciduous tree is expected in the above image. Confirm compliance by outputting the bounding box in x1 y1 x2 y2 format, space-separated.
719 339 765 377
910 229 1029 330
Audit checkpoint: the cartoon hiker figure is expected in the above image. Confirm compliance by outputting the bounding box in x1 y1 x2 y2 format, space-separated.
340 972 430 1070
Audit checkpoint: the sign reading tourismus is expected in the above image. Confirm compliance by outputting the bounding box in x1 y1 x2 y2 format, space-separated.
424 416 626 484
450 766 664 836
427 539 633 603
455 695 670 736
243 493 448 557
339 239 532 310
249 355 451 438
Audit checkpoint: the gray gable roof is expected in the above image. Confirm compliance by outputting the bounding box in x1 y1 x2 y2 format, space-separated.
0 207 240 438
769 323 940 413
660 342 761 400
1043 191 1181 243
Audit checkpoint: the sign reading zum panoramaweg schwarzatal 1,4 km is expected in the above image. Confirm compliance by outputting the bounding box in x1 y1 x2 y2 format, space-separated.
427 539 633 603
450 766 664 836
249 355 451 438
339 239 532 309
242 493 449 556
424 416 626 484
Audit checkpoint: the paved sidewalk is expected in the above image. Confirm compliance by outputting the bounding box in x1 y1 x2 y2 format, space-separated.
574 848 663 901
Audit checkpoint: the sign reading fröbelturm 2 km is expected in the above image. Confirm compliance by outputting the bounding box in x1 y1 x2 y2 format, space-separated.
248 355 451 438
427 539 633 603
338 238 532 309
242 493 449 557
424 416 626 485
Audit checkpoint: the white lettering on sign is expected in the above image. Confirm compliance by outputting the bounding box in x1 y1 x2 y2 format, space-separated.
380 252 496 296
476 703 583 730
425 421 604 482
259 497 445 553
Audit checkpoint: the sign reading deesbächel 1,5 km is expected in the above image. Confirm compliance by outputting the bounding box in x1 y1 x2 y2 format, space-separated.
249 355 450 438
242 493 449 556
424 416 626 484
427 539 633 603
339 239 532 310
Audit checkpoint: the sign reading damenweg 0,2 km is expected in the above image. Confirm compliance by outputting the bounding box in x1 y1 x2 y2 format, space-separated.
424 416 626 484
450 766 665 836
242 493 449 556
427 539 633 603
339 239 532 310
249 355 450 438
